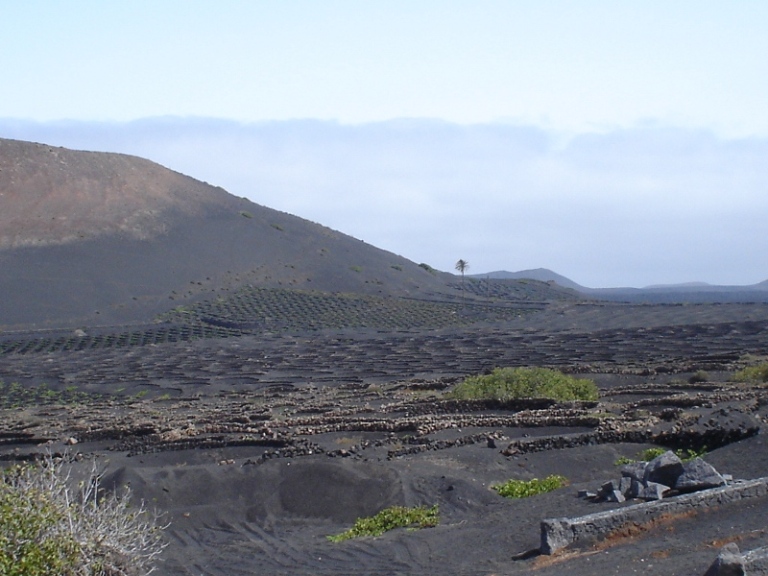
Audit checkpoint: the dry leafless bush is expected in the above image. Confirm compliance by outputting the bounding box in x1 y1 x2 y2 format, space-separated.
0 452 167 575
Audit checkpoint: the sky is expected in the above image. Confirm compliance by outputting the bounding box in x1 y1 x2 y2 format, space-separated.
1 1 767 287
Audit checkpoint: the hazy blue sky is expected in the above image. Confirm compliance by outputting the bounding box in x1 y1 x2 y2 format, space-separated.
2 1 767 287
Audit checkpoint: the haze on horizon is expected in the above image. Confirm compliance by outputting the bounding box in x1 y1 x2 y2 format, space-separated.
2 1 767 288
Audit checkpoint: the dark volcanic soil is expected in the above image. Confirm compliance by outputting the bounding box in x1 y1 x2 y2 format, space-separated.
2 301 768 575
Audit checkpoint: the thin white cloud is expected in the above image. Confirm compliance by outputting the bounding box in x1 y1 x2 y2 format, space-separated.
2 3 768 136
1 118 766 288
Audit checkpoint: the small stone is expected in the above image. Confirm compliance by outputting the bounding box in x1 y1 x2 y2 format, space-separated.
619 475 632 495
639 481 669 501
620 462 646 482
606 489 625 503
598 480 618 499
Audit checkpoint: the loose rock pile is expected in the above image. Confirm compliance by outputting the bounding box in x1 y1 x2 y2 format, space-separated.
581 450 731 503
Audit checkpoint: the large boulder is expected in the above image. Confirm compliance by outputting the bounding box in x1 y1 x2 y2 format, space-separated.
675 457 726 492
704 543 746 576
643 450 685 487
584 451 730 503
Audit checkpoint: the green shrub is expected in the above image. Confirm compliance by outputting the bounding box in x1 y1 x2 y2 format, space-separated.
328 505 439 542
0 454 167 575
688 370 710 384
418 263 437 275
613 455 635 466
0 477 79 575
448 367 598 402
492 475 568 499
732 363 768 383
615 446 707 466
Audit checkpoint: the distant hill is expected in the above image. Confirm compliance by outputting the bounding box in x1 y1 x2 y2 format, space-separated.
1 138 584 331
471 269 587 292
0 138 460 329
643 281 712 289
477 268 768 304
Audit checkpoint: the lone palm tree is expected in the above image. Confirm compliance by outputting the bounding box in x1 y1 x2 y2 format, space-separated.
455 259 469 302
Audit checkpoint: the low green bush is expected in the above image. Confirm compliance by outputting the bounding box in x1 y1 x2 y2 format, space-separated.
418 263 436 274
0 477 79 575
732 363 768 383
492 475 568 499
448 367 598 402
0 454 167 575
328 505 439 542
688 370 710 384
615 446 708 466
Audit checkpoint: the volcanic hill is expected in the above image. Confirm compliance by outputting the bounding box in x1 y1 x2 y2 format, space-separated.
0 138 577 330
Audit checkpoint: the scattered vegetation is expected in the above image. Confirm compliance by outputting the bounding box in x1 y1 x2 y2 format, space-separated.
418 263 436 274
731 363 768 384
448 367 599 402
492 475 568 499
0 323 243 356
0 454 167 575
239 210 253 219
688 370 710 384
615 446 708 466
327 505 439 542
0 381 102 409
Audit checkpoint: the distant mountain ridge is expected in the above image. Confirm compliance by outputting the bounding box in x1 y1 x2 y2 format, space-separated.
471 268 587 291
475 268 768 303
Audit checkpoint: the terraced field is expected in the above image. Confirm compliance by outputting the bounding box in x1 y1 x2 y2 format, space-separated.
160 285 540 330
0 287 540 356
2 301 768 401
3 297 768 576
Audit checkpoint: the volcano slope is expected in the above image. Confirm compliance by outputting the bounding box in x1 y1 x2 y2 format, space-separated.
0 137 472 329
3 138 768 574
